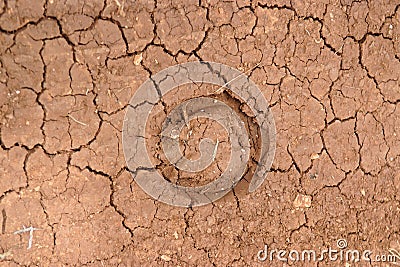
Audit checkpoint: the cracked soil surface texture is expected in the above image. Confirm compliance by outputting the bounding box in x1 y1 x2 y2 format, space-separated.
0 0 400 266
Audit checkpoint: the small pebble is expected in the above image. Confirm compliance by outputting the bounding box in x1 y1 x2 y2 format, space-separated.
294 194 312 208
161 255 171 261
173 231 178 239
134 53 143 65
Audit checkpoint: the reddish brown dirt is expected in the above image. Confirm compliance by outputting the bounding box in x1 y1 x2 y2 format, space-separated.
0 0 400 266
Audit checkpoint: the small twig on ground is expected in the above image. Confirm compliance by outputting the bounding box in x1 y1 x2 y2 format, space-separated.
67 114 88 126
14 225 42 249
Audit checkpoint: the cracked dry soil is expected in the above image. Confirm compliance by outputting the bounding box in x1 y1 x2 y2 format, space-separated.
0 0 400 266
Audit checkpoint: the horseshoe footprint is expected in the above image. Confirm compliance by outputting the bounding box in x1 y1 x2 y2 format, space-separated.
123 61 276 207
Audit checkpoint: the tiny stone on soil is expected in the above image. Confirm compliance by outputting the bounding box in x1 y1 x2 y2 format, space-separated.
134 54 143 65
294 194 312 208
5 114 14 120
161 255 171 261
311 153 319 160
0 251 11 260
173 231 179 239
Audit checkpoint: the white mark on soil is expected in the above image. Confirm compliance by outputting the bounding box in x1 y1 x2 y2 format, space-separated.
14 225 42 249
